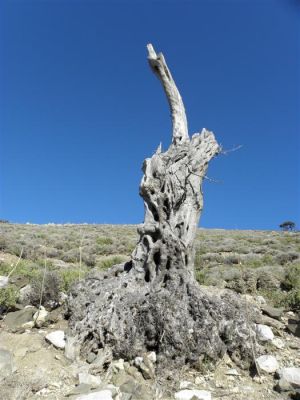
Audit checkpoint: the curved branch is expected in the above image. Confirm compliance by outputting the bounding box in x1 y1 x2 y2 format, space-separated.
147 44 189 145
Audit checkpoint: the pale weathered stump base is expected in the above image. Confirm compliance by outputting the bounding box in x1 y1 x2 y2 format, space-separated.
66 263 258 371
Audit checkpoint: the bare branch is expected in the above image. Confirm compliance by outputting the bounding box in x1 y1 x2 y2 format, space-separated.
147 44 189 145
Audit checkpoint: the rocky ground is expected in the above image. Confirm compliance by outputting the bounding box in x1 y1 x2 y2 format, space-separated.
0 223 299 399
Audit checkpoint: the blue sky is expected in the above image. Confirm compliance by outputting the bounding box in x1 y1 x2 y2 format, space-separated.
0 0 299 230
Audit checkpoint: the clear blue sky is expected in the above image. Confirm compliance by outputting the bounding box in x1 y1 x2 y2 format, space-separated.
0 0 299 230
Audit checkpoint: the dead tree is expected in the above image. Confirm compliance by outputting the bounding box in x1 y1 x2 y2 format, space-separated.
67 45 258 372
131 44 219 287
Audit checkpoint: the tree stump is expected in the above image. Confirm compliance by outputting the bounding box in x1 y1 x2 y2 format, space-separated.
66 45 258 372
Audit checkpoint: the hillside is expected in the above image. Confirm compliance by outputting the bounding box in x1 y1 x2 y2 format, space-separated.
0 223 300 400
1 223 299 311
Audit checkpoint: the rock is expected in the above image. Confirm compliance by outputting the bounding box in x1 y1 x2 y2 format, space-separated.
271 338 285 349
65 335 80 361
179 381 194 389
134 355 155 379
261 305 284 320
78 372 101 388
111 358 125 372
146 351 156 363
45 330 65 349
226 368 240 376
174 389 211 400
275 378 293 393
59 291 68 304
18 284 32 305
287 319 300 338
256 324 274 341
0 276 9 288
277 367 300 389
4 306 36 329
14 348 27 358
33 306 48 327
257 315 285 330
256 295 266 305
75 390 113 400
119 378 152 400
87 352 97 364
256 355 279 373
0 349 16 381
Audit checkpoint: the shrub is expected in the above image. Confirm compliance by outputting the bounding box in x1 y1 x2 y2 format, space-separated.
29 271 62 309
276 252 299 265
97 255 128 270
0 286 18 310
96 237 113 246
60 268 88 292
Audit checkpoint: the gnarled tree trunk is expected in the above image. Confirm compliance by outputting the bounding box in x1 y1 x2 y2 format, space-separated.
66 45 258 373
132 45 219 288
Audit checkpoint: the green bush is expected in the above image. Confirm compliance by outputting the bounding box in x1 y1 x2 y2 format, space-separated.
96 237 113 246
0 286 18 309
98 255 127 270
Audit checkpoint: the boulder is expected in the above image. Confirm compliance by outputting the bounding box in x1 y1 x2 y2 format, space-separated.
256 324 274 341
45 330 65 349
4 306 36 329
277 367 300 389
0 349 16 381
78 372 101 388
174 389 211 400
261 305 284 320
256 355 279 373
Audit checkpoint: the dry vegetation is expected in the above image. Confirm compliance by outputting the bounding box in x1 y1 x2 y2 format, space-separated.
0 223 299 313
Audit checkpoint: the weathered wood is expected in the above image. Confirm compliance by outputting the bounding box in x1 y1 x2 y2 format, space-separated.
132 44 220 287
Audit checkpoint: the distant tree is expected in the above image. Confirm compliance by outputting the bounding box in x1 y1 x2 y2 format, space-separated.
279 221 296 231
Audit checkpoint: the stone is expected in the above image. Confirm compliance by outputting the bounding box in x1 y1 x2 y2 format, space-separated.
271 338 285 349
0 276 9 288
275 378 293 393
146 351 156 363
174 389 211 400
277 367 300 389
4 306 36 329
111 358 125 372
87 352 97 364
33 306 48 327
134 355 155 379
256 295 266 305
0 349 16 381
78 372 101 388
226 368 240 376
18 284 32 305
14 348 27 358
261 305 284 320
65 335 80 361
256 324 274 341
45 330 65 349
287 319 300 338
179 381 194 389
75 390 113 400
256 355 279 373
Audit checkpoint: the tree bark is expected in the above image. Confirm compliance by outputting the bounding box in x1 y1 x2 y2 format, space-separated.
132 44 220 287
